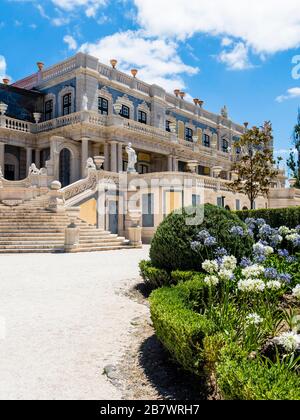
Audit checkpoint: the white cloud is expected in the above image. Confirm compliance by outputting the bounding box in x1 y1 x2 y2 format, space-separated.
52 17 70 26
276 87 300 102
80 30 199 92
63 35 78 50
51 0 107 17
218 42 252 70
0 55 7 79
133 0 300 54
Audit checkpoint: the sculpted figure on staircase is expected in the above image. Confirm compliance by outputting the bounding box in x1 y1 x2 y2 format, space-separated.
28 163 41 176
86 157 96 171
126 143 137 173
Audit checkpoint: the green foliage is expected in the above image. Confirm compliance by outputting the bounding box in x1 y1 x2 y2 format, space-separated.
230 122 278 209
217 348 300 400
150 279 215 375
171 270 202 284
150 204 253 272
139 260 171 289
236 207 300 229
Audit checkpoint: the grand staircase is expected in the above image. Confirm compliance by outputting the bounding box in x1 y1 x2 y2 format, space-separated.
0 196 130 254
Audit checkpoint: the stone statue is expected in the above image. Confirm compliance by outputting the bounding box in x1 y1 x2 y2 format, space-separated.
126 143 137 173
0 165 3 178
86 157 96 170
28 163 40 176
82 93 88 111
221 105 228 119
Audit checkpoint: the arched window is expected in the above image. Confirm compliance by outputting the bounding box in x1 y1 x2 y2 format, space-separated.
120 105 130 119
62 93 72 116
98 97 109 115
59 149 71 187
45 99 53 121
222 139 229 153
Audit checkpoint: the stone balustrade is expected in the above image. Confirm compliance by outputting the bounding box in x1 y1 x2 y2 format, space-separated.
0 115 33 132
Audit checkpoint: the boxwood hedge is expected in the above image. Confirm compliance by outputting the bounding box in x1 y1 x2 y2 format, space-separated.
236 207 300 229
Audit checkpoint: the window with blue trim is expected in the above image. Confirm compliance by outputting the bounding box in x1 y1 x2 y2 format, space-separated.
120 105 130 119
138 110 147 124
203 134 210 148
98 97 108 115
222 139 229 153
45 100 53 121
185 127 193 142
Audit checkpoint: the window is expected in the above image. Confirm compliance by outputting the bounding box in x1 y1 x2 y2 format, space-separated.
203 134 210 148
217 196 225 208
236 199 240 211
185 127 193 142
166 120 171 132
45 100 53 121
192 194 201 207
138 164 149 174
142 193 154 228
138 110 147 124
120 105 130 119
222 139 229 153
62 93 72 116
98 97 108 115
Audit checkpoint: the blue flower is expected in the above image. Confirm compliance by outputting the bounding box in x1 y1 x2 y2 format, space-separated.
259 224 275 238
230 226 245 237
204 236 217 247
240 257 252 268
191 241 201 252
269 234 283 247
286 256 297 263
256 218 267 227
278 249 289 258
215 247 228 257
254 254 266 263
264 267 278 280
279 273 292 284
197 230 210 241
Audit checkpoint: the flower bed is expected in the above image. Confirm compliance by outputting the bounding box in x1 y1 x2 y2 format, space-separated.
149 214 300 400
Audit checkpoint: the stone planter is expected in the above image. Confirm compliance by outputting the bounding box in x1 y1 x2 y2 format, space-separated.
93 156 105 171
33 113 42 124
0 102 8 116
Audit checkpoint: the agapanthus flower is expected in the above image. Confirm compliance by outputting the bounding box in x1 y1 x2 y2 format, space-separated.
215 247 228 258
254 254 267 264
269 234 283 247
204 275 219 287
202 260 219 274
237 279 265 293
286 233 300 247
246 313 263 326
278 226 291 237
219 269 234 281
221 255 237 271
242 264 265 279
292 284 300 300
204 236 217 247
256 218 267 227
275 332 300 353
286 256 297 263
253 242 274 256
240 257 252 268
279 273 292 284
191 241 201 252
230 226 245 237
259 224 274 238
264 267 278 280
278 249 289 258
197 230 210 241
266 281 282 290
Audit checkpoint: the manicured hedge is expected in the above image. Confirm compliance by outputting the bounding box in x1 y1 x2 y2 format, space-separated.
150 280 300 400
150 204 253 272
150 279 215 375
236 207 300 228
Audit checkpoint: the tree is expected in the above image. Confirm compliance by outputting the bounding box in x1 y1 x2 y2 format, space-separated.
287 109 300 187
230 121 278 209
293 108 300 176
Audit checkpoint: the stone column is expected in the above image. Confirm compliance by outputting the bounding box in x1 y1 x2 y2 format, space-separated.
81 138 89 178
110 141 117 173
0 143 5 173
118 143 123 173
168 155 173 172
35 149 41 168
173 157 178 172
104 143 109 171
26 147 33 174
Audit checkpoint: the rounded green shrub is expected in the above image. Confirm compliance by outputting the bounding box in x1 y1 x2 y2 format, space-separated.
150 204 254 272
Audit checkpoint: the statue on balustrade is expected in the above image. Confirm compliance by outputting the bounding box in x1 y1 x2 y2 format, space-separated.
28 163 41 176
126 143 137 173
0 166 3 178
82 93 89 111
86 157 96 170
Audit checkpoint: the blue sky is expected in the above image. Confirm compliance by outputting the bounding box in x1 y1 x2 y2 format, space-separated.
1 0 300 170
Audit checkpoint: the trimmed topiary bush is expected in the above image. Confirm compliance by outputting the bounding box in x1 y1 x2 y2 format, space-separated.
150 204 253 272
139 260 171 289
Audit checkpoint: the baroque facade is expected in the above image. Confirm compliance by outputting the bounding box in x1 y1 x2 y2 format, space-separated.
0 52 299 247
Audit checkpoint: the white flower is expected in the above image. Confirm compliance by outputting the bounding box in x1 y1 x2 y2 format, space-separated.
264 246 274 256
219 269 234 281
202 260 219 274
246 313 263 326
292 285 300 300
278 226 291 236
237 279 265 293
275 332 300 353
253 243 274 256
204 275 219 287
286 233 300 242
266 281 282 290
221 256 237 271
242 264 265 279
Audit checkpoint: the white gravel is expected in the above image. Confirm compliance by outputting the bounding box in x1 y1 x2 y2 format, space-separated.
0 247 150 400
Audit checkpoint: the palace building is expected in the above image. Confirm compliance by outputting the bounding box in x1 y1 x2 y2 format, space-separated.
0 52 299 252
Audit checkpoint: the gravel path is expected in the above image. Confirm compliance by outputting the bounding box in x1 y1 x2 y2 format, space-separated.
0 247 150 400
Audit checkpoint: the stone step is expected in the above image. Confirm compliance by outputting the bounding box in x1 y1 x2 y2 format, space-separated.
0 244 65 250
69 245 131 253
0 241 64 246
0 249 64 254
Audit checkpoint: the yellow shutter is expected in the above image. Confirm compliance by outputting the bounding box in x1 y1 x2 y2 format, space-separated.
178 121 185 140
197 128 203 144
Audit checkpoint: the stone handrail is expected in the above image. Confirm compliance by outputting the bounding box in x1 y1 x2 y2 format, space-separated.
42 56 77 82
0 115 33 133
60 170 98 201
